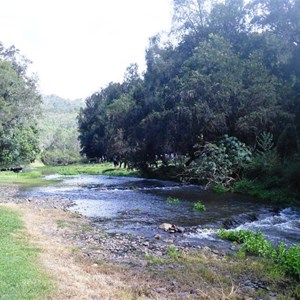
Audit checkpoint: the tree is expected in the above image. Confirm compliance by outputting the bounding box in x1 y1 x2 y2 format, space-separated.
0 54 41 167
77 0 298 176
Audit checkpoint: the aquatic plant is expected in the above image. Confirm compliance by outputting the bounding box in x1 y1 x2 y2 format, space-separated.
166 197 180 204
193 201 206 211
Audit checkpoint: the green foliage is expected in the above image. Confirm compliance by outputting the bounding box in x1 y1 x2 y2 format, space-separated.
0 170 58 186
279 158 300 192
245 132 278 178
213 184 231 193
193 201 206 211
41 148 82 166
76 0 300 201
166 197 180 204
219 229 300 278
167 246 180 259
145 254 164 266
39 163 139 177
277 124 299 162
257 132 275 155
39 95 83 166
0 56 41 167
232 179 295 203
0 207 53 298
187 135 252 186
276 243 300 278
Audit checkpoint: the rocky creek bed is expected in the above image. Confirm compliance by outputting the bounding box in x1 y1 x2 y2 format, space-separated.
1 184 298 299
0 184 225 263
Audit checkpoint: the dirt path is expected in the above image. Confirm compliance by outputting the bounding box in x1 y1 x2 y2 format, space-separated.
3 203 153 300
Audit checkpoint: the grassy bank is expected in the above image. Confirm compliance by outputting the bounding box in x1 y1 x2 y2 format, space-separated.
0 170 54 186
0 163 140 186
231 179 299 205
39 162 139 177
0 206 53 299
145 244 300 299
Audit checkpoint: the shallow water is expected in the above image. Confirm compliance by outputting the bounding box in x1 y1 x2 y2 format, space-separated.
21 174 300 246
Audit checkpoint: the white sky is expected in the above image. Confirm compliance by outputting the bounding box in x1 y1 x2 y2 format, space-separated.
0 0 173 99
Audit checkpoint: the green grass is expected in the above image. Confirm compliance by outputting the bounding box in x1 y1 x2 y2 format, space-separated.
165 197 180 204
0 163 140 186
218 229 300 278
0 170 56 186
39 163 139 177
0 206 53 299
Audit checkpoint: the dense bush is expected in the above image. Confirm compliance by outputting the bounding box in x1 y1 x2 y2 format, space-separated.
187 135 252 186
193 201 206 211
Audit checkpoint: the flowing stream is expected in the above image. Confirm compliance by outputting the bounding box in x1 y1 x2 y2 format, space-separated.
21 174 300 247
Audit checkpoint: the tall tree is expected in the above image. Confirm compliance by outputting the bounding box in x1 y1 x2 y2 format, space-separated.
0 50 41 167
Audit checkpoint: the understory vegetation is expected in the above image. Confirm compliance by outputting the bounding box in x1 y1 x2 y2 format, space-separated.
0 206 53 299
0 163 139 186
145 243 300 299
218 229 300 279
38 163 139 177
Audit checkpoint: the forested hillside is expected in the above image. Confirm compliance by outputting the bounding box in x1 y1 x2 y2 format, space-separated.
39 95 84 165
78 0 300 199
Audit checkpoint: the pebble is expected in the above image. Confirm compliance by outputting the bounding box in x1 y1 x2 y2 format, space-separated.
154 234 161 240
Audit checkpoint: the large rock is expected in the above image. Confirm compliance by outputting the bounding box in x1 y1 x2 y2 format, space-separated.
159 223 173 231
159 223 185 233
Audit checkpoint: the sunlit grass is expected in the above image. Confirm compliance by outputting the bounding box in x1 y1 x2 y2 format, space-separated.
0 170 55 185
145 247 300 299
0 163 140 186
39 163 139 177
0 206 54 299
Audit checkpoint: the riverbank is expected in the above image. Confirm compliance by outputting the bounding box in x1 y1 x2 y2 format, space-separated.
1 183 299 299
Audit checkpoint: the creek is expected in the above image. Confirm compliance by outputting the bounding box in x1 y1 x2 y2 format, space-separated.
21 174 300 247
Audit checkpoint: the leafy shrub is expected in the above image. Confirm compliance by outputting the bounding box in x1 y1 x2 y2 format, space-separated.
213 184 231 193
193 201 206 211
276 243 300 278
244 132 278 178
219 229 300 278
232 179 256 194
218 229 274 257
188 135 252 187
232 179 294 203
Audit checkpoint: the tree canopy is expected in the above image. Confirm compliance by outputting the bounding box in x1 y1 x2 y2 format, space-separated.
78 0 299 176
0 43 41 167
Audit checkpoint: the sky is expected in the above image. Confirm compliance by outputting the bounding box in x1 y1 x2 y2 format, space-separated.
0 0 173 99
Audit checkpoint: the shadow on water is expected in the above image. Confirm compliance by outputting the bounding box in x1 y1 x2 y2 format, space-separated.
20 174 300 246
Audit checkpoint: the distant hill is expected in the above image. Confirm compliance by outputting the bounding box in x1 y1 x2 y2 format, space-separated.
42 94 84 113
38 95 85 164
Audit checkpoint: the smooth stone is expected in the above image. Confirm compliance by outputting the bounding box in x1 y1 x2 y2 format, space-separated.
159 223 173 231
